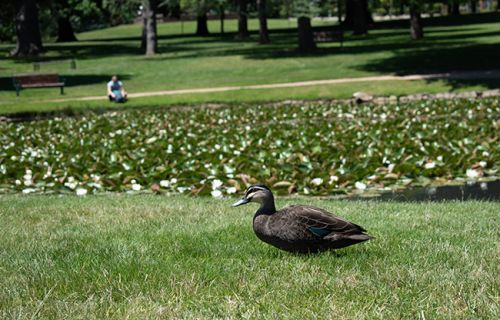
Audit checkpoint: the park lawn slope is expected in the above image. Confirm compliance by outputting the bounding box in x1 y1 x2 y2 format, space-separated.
0 195 498 319
2 17 500 114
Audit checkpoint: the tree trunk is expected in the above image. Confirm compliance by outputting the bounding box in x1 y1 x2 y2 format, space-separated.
237 0 249 39
352 0 368 35
10 0 43 57
141 16 147 50
409 4 423 40
196 13 209 36
343 0 354 26
337 0 342 23
451 2 460 15
298 16 316 53
470 0 477 13
257 0 270 44
56 17 77 42
220 5 225 34
143 0 157 56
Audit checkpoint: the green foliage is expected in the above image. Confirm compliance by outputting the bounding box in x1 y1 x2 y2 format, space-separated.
180 0 214 15
289 0 321 18
0 1 15 42
0 99 498 196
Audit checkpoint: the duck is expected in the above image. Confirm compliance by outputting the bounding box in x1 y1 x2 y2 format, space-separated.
232 184 373 253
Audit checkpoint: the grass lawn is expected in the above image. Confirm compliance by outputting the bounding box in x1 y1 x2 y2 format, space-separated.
0 195 498 319
1 15 500 114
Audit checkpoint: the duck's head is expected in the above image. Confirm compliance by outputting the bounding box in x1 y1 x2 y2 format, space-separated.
232 184 273 207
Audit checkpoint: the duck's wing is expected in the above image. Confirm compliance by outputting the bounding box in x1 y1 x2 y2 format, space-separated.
282 205 367 238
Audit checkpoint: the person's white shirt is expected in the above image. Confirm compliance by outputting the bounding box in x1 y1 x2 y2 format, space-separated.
107 80 123 92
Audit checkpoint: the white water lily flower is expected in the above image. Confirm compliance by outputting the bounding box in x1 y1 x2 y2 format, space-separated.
160 180 170 188
67 176 75 182
329 175 339 184
388 163 395 173
64 182 77 189
424 162 436 169
212 179 223 190
355 182 367 190
437 155 443 162
226 187 237 194
177 187 189 193
170 178 177 184
131 182 141 191
22 188 36 194
15 180 21 185
76 188 88 196
466 169 479 179
211 190 223 198
146 137 157 144
479 161 487 168
311 178 323 186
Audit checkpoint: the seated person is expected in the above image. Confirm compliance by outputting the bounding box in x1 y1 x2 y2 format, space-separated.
107 75 127 102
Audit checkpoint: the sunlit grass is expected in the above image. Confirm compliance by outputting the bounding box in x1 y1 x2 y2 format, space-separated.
0 195 498 319
1 17 500 114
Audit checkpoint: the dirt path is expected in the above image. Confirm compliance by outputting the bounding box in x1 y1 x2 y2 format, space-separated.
50 70 500 103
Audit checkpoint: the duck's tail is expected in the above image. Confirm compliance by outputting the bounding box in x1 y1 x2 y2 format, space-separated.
347 233 374 241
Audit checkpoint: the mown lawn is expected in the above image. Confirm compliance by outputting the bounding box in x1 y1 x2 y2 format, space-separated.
0 195 498 319
1 15 500 114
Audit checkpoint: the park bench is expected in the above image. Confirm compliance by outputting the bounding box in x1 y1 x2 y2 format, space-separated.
13 73 66 96
313 28 344 48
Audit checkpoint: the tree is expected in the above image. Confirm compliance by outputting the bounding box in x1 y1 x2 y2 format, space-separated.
0 1 16 42
181 0 211 36
450 0 460 15
196 12 210 35
257 0 270 44
52 0 79 43
294 1 318 52
237 0 249 39
56 17 77 42
470 0 477 13
298 16 315 52
409 1 423 40
351 0 369 35
11 0 43 56
342 0 372 35
216 0 225 34
143 0 158 55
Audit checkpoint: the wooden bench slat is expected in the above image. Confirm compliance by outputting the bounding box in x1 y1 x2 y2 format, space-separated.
21 83 65 88
12 73 65 96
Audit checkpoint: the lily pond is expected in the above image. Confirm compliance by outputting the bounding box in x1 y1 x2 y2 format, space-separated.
0 98 498 197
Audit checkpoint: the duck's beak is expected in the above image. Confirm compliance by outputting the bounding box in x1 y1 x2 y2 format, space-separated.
232 197 250 207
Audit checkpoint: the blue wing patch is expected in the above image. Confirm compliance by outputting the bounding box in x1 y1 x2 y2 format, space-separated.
308 227 331 237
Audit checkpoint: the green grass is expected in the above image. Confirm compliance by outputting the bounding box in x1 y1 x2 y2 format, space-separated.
0 195 498 319
1 15 500 114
